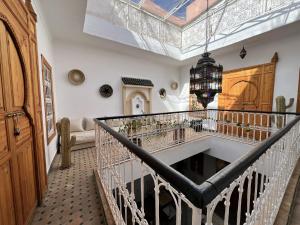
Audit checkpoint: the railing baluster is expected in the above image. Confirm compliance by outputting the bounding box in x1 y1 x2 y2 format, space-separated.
236 180 244 225
141 163 145 216
96 110 300 225
224 197 231 225
192 207 202 225
246 171 253 222
130 159 134 199
154 178 160 225
176 197 182 225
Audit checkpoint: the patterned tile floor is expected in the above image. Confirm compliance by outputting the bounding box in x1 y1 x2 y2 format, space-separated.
31 148 107 225
289 180 300 225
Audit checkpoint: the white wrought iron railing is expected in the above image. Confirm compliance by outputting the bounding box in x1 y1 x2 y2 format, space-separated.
101 109 294 154
95 110 300 225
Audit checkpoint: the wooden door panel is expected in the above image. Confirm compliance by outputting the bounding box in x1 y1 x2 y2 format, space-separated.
36 111 42 132
0 161 16 225
5 0 28 27
219 56 276 112
243 77 259 103
15 116 31 146
0 119 9 158
259 72 274 110
225 77 259 109
17 142 37 223
0 77 3 111
0 17 39 225
7 34 25 109
264 64 275 73
218 56 277 141
30 42 41 109
229 79 246 101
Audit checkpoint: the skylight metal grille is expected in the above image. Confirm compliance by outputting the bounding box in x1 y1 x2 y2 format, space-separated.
181 0 295 52
88 0 297 53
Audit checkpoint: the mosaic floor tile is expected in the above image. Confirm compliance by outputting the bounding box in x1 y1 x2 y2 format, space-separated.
31 148 107 225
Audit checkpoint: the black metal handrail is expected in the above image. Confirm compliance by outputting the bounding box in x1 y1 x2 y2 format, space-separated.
96 120 205 207
97 109 300 121
201 115 300 204
95 110 300 208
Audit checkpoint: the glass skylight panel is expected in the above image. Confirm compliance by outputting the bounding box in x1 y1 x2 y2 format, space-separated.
130 0 221 27
152 0 194 19
131 0 141 4
87 0 297 55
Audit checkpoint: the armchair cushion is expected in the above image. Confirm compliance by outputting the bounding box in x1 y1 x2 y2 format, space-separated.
69 118 84 132
71 130 95 145
84 118 95 131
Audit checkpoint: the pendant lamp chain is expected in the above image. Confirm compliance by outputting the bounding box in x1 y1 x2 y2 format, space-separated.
205 0 209 53
189 0 223 109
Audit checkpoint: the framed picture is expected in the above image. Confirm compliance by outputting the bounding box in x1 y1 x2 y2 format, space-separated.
42 55 56 144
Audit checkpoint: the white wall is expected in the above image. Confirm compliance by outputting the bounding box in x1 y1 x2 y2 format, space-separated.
33 0 57 172
53 39 182 119
179 29 300 112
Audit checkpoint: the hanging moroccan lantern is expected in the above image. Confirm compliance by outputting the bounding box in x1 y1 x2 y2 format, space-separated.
190 52 223 108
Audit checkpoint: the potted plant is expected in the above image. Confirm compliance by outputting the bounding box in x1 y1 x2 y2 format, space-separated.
173 119 188 143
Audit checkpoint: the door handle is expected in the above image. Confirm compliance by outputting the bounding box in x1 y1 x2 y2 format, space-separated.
5 111 24 136
5 111 25 118
13 114 21 136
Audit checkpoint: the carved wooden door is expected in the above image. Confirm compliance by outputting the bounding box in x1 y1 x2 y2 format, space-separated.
219 75 260 138
218 55 277 140
0 20 37 225
221 76 260 110
219 56 277 111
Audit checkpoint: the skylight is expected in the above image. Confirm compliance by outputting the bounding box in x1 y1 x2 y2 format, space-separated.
84 0 299 60
151 0 194 19
129 0 219 27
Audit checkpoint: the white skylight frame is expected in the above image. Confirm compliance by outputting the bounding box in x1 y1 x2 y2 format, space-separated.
85 0 300 60
111 0 296 50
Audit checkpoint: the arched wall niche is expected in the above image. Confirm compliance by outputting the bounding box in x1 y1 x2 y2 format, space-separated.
131 94 146 115
122 77 153 115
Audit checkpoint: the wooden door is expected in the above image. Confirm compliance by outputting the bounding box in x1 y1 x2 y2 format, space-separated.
218 53 278 140
219 53 277 111
0 20 37 225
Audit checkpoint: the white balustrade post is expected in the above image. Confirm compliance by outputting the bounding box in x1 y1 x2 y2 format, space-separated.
154 178 160 225
192 206 202 225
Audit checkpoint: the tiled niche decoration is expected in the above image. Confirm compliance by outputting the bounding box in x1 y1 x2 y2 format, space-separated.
122 77 153 115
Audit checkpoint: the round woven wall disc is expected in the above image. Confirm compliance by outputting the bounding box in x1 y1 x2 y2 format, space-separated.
99 84 113 98
68 69 85 85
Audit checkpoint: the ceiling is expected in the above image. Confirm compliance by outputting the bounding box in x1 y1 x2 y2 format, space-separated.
39 0 300 66
38 0 182 65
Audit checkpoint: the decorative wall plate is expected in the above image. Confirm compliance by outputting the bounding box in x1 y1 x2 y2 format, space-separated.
159 88 166 99
99 84 113 98
68 69 85 85
171 81 178 90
